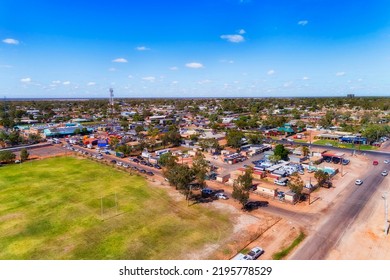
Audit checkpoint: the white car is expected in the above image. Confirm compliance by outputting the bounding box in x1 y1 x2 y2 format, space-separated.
247 247 264 260
116 161 123 166
215 193 229 200
384 160 390 164
381 170 388 176
232 253 251 260
355 179 363 185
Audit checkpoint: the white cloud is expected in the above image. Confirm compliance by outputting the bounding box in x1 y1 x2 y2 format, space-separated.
220 34 245 43
198 79 212 84
20 77 31 83
142 76 156 82
112 58 128 63
52 80 61 84
302 76 310 80
169 66 178 71
298 20 308 26
128 75 133 79
2 38 19 45
267 69 275 75
220 59 234 64
0 64 13 68
185 62 204 69
87 82 96 86
108 67 116 72
336 72 346 76
63 81 71 85
172 81 179 84
136 46 150 51
238 29 246 34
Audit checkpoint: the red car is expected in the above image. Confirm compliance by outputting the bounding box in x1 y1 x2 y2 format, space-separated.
373 160 379 165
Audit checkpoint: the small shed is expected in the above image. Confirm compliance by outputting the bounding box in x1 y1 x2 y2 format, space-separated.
284 191 298 204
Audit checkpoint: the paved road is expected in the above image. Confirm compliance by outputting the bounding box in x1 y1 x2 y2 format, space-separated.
291 158 389 259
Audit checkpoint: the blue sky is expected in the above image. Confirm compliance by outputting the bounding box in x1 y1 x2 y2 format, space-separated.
1 0 390 98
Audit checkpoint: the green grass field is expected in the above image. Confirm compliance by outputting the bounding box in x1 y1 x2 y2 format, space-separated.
313 139 378 151
0 157 232 260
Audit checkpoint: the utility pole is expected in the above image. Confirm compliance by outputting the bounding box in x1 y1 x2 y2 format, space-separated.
382 192 389 235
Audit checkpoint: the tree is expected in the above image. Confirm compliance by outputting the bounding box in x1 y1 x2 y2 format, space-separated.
268 154 281 164
314 170 330 188
191 152 209 187
274 144 289 160
0 150 16 163
302 146 310 157
115 144 133 156
135 125 144 134
158 152 177 167
109 137 120 148
28 133 42 144
226 129 244 148
287 172 304 199
20 148 29 162
246 133 264 145
120 118 129 132
232 167 253 208
163 163 194 199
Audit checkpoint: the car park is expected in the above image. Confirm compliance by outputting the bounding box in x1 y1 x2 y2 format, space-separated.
355 179 363 185
381 170 388 176
247 247 264 260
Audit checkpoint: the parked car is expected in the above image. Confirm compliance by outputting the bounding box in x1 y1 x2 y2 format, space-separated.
342 159 350 165
123 164 129 168
154 164 162 169
214 193 228 200
244 201 268 211
381 170 388 176
274 178 288 186
247 247 264 260
373 160 379 166
355 179 363 185
201 188 214 197
116 161 123 166
132 158 139 163
110 160 117 164
146 171 154 176
139 169 146 174
232 253 251 260
384 159 390 164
